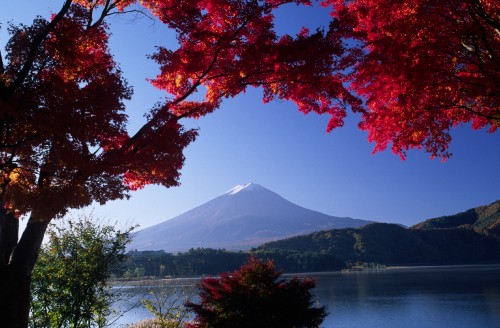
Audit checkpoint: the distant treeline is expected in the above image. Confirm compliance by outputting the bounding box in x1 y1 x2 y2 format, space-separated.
116 222 500 278
258 200 500 266
116 248 345 278
117 201 500 277
258 222 500 266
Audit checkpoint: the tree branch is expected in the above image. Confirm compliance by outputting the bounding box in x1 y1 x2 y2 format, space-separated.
0 206 18 267
173 6 268 119
88 0 153 29
470 0 500 35
105 0 304 156
5 0 73 99
466 4 497 62
105 8 154 20
88 0 113 29
0 49 4 75
10 219 49 274
0 49 7 97
426 104 500 122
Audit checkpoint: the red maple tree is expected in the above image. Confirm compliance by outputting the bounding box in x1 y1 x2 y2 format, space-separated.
186 257 326 328
1 0 498 325
327 0 499 159
0 0 357 325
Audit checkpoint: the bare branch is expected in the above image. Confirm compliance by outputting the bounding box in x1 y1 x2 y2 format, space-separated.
87 1 96 29
88 0 153 29
106 0 302 155
6 0 73 99
89 0 113 28
105 8 154 20
426 104 500 122
471 0 500 34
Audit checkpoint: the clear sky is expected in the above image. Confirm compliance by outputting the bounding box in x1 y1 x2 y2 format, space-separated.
3 1 499 230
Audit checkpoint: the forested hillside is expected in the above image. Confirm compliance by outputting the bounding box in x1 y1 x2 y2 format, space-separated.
413 200 500 234
117 248 345 278
118 201 500 277
258 200 500 266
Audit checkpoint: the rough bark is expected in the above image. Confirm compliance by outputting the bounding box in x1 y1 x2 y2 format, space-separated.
0 207 18 266
0 210 49 328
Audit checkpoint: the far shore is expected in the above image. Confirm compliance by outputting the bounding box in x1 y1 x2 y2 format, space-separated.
110 262 500 286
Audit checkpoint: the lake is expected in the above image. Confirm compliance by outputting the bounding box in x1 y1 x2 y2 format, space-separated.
111 264 500 327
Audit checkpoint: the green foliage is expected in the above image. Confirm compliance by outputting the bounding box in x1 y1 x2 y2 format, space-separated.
252 248 345 272
124 318 172 327
120 248 248 278
412 200 500 233
258 222 500 266
120 200 500 278
140 281 192 328
186 257 326 328
29 215 134 328
121 247 344 278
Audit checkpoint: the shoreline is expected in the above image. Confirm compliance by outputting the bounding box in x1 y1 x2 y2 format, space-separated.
111 262 500 285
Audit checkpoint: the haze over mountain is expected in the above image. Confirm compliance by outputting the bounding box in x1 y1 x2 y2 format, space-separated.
129 183 372 252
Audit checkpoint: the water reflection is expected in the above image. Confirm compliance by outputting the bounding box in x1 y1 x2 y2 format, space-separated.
112 265 500 328
310 265 500 328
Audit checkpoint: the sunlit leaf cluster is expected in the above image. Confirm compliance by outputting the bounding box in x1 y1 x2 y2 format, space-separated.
0 0 498 221
328 0 499 159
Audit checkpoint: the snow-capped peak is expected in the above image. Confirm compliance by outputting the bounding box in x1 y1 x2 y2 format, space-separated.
225 183 263 195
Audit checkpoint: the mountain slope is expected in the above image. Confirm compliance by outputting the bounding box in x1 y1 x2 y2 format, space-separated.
412 200 500 234
258 223 500 265
258 201 500 265
129 183 372 252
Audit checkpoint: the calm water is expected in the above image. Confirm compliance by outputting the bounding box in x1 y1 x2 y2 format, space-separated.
111 264 500 327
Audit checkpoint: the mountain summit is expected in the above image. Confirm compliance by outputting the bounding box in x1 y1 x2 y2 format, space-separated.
225 182 265 195
129 183 372 252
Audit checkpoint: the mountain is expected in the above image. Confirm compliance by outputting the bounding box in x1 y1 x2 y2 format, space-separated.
412 200 500 235
129 183 372 252
257 200 500 265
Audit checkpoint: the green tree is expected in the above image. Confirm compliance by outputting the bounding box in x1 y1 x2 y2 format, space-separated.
186 257 326 328
29 215 134 328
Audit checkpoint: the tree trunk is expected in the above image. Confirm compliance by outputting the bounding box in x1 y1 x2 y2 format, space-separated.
0 209 49 328
0 265 32 328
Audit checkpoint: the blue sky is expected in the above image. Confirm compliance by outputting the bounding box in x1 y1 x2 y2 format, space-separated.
3 1 499 230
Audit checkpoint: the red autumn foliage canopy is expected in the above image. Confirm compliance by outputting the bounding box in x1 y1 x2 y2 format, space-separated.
1 5 195 221
1 1 497 325
327 0 499 159
0 0 498 221
0 0 359 221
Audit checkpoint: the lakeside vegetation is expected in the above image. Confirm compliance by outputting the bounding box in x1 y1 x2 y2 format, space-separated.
117 248 345 278
118 201 500 279
118 224 500 278
31 217 329 327
29 201 500 327
259 200 500 266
